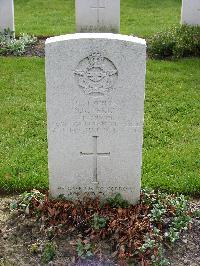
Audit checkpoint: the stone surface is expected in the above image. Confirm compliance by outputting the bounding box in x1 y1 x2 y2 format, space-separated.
45 33 146 204
75 0 120 33
0 0 14 32
181 0 200 25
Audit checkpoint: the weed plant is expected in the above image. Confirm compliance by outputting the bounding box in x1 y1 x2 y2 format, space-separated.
0 29 37 56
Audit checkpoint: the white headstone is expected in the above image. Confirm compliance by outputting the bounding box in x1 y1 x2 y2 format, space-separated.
75 0 120 33
0 0 15 32
181 0 200 25
45 33 146 204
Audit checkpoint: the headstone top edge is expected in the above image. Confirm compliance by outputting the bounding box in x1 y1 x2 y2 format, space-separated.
45 33 146 46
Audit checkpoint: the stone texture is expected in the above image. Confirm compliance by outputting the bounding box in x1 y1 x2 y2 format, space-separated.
75 0 120 33
45 33 146 204
0 0 14 32
181 0 200 25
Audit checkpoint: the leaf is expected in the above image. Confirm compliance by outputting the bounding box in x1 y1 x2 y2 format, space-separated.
117 208 123 217
25 205 30 215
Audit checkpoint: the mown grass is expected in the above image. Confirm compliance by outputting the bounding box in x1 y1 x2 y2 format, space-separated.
0 57 199 195
14 0 181 37
0 58 47 192
143 59 200 195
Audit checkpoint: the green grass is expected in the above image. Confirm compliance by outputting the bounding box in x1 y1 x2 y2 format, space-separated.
14 0 181 37
0 57 47 192
0 57 199 195
121 0 181 37
143 59 200 195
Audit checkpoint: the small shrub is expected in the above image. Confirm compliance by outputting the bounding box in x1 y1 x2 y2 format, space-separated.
91 213 107 230
0 29 37 56
106 193 130 208
76 240 93 259
29 243 40 254
148 25 200 59
41 242 56 263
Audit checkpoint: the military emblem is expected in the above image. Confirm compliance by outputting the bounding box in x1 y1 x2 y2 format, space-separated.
74 52 118 96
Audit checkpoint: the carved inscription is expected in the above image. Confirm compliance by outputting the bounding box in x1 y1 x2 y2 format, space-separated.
58 186 128 192
70 97 118 134
74 52 118 96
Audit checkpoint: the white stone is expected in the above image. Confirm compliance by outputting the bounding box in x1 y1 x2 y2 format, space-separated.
75 0 120 33
181 0 200 25
0 0 14 32
45 33 146 204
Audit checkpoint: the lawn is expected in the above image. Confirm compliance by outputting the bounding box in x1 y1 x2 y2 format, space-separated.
14 0 181 37
0 57 199 195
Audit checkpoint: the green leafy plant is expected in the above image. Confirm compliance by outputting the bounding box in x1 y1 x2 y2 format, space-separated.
151 245 170 266
139 234 170 266
139 233 156 253
148 25 200 59
149 202 167 222
141 190 192 261
41 242 56 263
29 243 40 254
10 200 18 210
192 209 200 218
171 215 192 232
91 213 107 230
18 189 45 214
165 228 180 244
165 214 191 244
76 240 93 259
106 193 130 208
0 29 37 56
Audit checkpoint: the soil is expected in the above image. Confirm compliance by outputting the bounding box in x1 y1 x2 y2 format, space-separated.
0 195 115 266
23 38 46 57
0 196 200 266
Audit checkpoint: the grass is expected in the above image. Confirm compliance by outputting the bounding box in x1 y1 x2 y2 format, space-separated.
14 0 181 37
0 57 199 195
0 58 47 192
143 59 200 195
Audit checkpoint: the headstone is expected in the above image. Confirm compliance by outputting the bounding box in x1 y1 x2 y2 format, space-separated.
0 0 15 33
45 33 146 204
181 0 200 25
75 0 120 33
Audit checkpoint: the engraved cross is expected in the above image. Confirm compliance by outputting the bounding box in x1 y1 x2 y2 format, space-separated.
90 0 106 24
80 136 110 183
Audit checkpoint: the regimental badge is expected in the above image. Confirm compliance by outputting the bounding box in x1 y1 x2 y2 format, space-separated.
74 52 118 96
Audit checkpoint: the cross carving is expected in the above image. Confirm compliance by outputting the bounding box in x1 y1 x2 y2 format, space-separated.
90 0 106 24
80 136 110 183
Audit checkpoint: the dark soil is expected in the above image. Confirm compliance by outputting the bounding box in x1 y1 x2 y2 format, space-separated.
23 38 45 57
0 196 199 266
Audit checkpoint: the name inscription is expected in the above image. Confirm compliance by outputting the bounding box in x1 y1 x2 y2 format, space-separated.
51 96 121 134
70 97 118 134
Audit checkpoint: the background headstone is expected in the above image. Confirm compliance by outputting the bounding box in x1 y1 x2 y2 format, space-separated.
45 33 146 204
75 0 120 33
0 0 15 32
181 0 200 25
